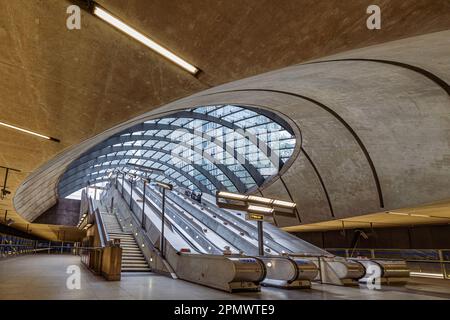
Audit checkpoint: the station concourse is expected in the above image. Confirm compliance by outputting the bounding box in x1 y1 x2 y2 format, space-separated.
0 0 449 302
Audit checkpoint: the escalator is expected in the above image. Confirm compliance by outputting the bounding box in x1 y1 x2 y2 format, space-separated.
100 179 407 291
103 180 265 292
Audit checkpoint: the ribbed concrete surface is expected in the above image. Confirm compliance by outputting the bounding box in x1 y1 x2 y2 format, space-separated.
13 31 450 227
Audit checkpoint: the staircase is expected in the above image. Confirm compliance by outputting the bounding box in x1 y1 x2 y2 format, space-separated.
101 212 151 272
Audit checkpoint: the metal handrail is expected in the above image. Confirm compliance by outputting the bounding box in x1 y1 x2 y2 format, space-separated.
88 196 110 247
327 247 450 279
327 247 450 260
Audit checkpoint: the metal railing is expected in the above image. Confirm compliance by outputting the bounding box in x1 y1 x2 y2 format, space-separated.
1 233 77 258
327 248 450 279
89 196 110 247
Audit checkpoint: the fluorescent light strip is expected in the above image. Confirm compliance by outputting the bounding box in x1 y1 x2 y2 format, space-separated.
247 205 274 214
410 214 430 218
248 195 273 205
273 199 297 209
388 211 432 218
0 121 59 142
93 5 199 75
410 272 444 279
387 212 409 216
217 191 248 201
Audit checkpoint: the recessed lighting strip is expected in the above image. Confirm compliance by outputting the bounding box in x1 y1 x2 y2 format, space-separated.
92 4 199 75
0 121 60 142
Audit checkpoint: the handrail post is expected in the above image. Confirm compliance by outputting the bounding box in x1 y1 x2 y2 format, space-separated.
160 188 166 258
438 250 448 279
129 180 133 210
142 181 146 230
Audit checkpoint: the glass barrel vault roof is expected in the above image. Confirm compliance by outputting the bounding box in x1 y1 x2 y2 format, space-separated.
58 105 297 197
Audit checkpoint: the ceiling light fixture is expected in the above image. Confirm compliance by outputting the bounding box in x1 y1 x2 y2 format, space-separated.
92 5 199 75
410 214 430 218
387 212 409 216
216 191 248 201
272 199 297 209
0 121 60 142
248 195 273 205
247 205 274 214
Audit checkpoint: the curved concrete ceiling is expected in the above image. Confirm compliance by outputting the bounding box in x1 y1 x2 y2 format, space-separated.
12 31 450 226
0 1 449 232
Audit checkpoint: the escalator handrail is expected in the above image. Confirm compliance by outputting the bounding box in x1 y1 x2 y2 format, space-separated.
119 181 204 254
139 185 220 254
88 196 110 247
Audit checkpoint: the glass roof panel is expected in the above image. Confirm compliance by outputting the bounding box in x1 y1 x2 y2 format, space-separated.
59 105 296 197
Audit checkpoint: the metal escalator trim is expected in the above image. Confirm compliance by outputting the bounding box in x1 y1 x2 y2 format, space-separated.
287 257 300 283
252 256 268 283
145 186 227 253
135 184 219 254
144 189 220 253
201 196 293 254
165 190 257 254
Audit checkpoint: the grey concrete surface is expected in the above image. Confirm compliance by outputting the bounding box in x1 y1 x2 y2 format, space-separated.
34 198 81 226
12 31 450 229
0 255 449 300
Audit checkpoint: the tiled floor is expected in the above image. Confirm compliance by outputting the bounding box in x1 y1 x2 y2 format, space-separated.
0 254 449 300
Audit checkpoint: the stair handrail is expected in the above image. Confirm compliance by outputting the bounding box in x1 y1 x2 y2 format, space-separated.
88 196 110 247
109 184 178 279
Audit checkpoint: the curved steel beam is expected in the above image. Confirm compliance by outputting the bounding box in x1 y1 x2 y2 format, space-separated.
158 110 278 161
239 106 296 135
58 168 189 197
203 88 385 208
65 164 190 191
59 156 216 195
72 130 266 186
63 145 246 192
59 164 205 197
117 121 281 168
68 137 263 186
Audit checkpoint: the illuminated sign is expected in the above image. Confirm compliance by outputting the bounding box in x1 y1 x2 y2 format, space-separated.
246 213 264 221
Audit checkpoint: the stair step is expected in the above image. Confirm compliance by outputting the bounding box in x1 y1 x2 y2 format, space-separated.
109 235 133 237
122 265 150 268
122 254 144 260
109 235 133 238
108 234 135 239
122 269 151 272
122 256 147 263
123 262 147 265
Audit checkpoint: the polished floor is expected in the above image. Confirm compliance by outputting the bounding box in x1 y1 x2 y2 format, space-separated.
0 254 449 300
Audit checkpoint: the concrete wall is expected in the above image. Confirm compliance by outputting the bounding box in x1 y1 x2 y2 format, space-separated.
13 31 450 226
33 199 80 226
0 223 46 240
296 224 450 250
